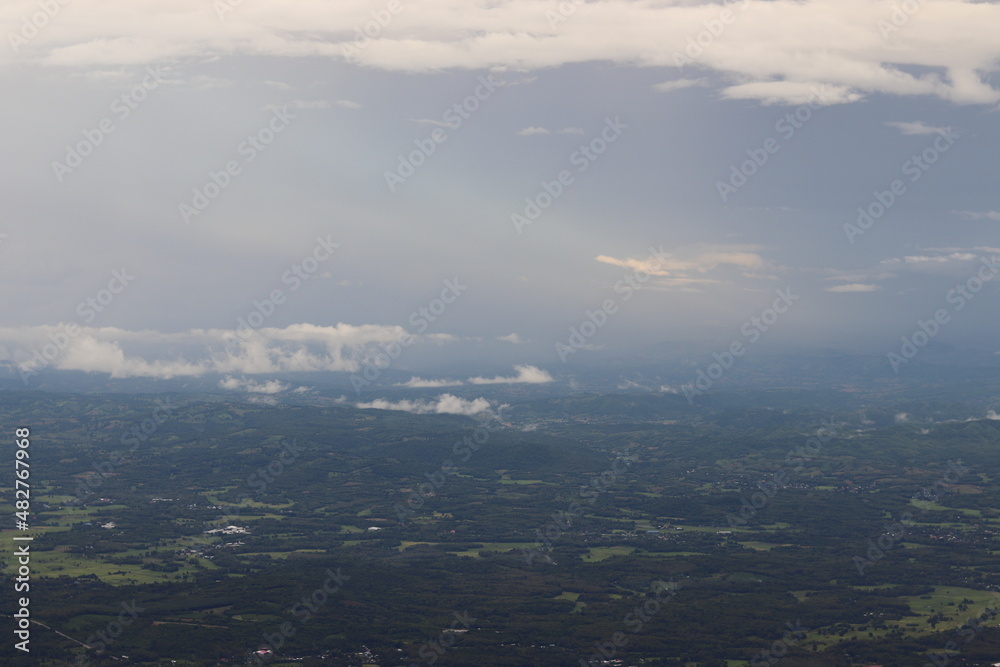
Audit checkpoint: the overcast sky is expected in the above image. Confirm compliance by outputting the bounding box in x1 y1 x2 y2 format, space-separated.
1 0 998 384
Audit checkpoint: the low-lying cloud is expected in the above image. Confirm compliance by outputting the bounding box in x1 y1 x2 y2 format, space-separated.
354 393 494 416
467 364 553 385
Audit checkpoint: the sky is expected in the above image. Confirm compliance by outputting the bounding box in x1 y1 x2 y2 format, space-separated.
1 0 999 387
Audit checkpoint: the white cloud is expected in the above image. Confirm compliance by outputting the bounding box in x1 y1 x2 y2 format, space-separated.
557 127 584 134
517 126 549 136
885 121 952 136
395 376 465 388
720 81 863 107
826 283 881 293
355 393 493 415
5 1 998 107
652 78 707 93
409 117 459 128
496 333 524 344
596 244 770 286
895 412 910 423
467 364 553 385
955 211 1000 222
288 99 332 110
336 99 362 109
219 376 291 393
0 323 437 379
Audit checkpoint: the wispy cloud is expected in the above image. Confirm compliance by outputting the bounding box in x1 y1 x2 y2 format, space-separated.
955 210 1000 222
826 283 881 293
652 78 707 93
7 1 1000 107
0 323 441 379
885 121 952 136
468 364 553 385
355 393 494 416
219 376 291 393
395 377 465 388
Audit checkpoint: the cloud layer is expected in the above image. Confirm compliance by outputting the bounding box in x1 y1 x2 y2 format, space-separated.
3 1 998 106
1 323 414 379
354 393 494 415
